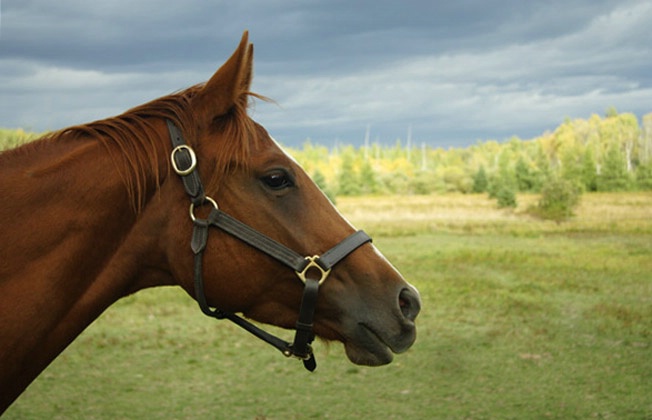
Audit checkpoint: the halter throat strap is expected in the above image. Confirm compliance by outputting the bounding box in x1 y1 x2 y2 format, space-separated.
166 120 371 371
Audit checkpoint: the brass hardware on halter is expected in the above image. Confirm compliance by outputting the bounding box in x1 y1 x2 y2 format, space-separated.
295 256 332 285
189 196 219 222
283 344 314 360
171 145 197 176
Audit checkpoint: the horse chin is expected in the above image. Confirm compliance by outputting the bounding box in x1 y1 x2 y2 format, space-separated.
342 324 396 366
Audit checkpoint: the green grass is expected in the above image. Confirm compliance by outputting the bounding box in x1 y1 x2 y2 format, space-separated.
5 193 652 419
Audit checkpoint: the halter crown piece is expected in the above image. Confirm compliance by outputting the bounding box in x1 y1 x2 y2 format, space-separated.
166 120 371 371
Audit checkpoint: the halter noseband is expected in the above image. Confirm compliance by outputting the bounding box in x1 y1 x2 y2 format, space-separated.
166 120 371 371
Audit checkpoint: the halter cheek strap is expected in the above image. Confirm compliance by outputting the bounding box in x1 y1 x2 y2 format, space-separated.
167 120 371 371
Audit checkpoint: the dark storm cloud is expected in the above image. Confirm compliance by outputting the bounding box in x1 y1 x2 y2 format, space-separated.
2 0 651 146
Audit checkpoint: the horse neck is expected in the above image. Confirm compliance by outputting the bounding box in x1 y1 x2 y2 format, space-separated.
0 126 172 411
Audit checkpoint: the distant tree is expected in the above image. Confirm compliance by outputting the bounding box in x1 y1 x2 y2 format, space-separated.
514 157 538 192
489 170 518 208
337 152 361 196
359 160 380 194
487 174 500 199
472 165 489 193
580 149 598 192
312 169 327 190
635 162 652 190
532 143 553 188
312 169 337 203
641 113 652 165
597 113 640 178
560 142 585 187
605 106 619 118
597 144 632 191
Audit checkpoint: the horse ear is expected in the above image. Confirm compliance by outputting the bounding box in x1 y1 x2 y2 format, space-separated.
193 31 253 123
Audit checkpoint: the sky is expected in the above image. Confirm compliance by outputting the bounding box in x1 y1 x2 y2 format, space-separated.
2 0 652 148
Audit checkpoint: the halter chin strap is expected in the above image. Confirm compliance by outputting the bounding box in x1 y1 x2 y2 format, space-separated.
167 120 371 371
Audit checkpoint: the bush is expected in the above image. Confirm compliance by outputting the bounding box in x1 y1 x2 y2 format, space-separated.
495 185 517 208
489 172 518 208
379 171 410 195
530 177 582 222
409 171 435 195
442 166 472 193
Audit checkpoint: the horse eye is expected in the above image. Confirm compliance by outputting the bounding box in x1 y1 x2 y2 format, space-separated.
261 171 294 190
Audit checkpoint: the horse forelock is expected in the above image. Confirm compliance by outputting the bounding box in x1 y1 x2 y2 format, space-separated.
203 91 264 195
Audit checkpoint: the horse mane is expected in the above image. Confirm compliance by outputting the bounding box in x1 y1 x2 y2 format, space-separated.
18 85 261 213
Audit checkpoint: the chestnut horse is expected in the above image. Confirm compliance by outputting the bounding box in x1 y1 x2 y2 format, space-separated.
0 32 420 412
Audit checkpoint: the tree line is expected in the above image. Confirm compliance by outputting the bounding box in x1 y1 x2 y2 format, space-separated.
0 128 43 152
287 109 652 199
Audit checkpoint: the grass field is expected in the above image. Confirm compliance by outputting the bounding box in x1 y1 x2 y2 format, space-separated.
5 193 651 419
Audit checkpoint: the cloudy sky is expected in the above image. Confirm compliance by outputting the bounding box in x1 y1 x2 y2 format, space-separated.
2 0 652 147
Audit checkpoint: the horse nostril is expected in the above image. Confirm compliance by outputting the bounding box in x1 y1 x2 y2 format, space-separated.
398 287 421 321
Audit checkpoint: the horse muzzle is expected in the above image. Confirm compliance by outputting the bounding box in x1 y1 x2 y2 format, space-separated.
341 283 421 366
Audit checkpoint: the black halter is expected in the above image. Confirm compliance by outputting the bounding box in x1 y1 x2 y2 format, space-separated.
166 120 371 371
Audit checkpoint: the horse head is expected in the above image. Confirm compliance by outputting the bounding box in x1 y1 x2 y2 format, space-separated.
160 32 421 366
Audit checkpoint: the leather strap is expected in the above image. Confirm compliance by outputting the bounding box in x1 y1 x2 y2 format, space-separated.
167 120 204 204
207 209 308 272
290 276 319 369
208 209 371 272
318 230 372 269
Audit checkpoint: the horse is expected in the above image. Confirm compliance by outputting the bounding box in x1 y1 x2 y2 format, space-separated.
0 31 421 413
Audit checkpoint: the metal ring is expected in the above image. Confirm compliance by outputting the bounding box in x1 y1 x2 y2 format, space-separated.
189 196 219 222
171 145 197 176
295 256 332 285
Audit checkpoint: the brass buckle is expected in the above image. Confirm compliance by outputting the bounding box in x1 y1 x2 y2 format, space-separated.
171 145 197 176
295 256 331 285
